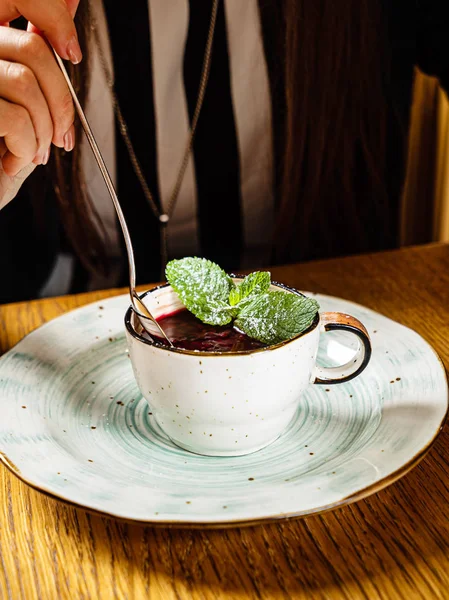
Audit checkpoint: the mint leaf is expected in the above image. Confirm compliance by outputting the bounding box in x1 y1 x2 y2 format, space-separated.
167 257 319 345
166 257 235 326
235 292 319 345
229 271 271 307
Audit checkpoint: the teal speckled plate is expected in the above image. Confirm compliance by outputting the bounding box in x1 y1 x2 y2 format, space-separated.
0 293 447 527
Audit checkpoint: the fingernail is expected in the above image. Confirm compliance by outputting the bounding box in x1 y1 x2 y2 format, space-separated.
33 148 46 165
66 35 82 65
63 128 75 152
43 147 51 165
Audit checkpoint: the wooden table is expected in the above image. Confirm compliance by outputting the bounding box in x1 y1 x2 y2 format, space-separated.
1 243 449 600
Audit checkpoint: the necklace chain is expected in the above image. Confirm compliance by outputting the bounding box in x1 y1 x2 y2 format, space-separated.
90 0 220 274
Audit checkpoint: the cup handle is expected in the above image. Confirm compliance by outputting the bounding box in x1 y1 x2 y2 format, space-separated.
313 312 372 385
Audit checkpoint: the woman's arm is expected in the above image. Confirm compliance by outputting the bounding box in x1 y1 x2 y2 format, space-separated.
0 0 80 208
0 162 35 210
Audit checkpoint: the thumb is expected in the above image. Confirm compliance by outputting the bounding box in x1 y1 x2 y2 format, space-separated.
64 0 81 19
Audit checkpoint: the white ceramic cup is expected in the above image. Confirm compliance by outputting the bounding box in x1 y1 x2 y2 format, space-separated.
124 280 371 457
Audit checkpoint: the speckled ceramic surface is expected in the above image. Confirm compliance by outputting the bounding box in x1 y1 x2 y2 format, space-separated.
125 282 371 457
0 293 447 526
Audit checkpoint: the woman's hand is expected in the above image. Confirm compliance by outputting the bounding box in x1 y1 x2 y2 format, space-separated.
0 0 81 201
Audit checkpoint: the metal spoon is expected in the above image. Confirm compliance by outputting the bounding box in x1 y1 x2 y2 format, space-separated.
53 50 173 346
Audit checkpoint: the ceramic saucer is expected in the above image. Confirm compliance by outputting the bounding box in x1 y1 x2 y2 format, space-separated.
0 293 446 526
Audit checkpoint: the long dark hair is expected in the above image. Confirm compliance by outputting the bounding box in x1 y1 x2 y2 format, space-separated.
40 0 390 273
277 1 390 262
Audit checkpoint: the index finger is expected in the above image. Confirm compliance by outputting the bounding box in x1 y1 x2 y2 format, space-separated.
0 0 82 63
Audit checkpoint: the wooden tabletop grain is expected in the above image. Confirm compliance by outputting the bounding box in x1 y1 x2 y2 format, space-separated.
1 243 449 600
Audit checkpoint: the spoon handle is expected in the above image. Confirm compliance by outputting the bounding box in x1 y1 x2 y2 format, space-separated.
53 50 173 346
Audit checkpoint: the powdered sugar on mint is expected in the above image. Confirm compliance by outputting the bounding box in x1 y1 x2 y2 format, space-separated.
166 257 235 326
165 257 320 344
